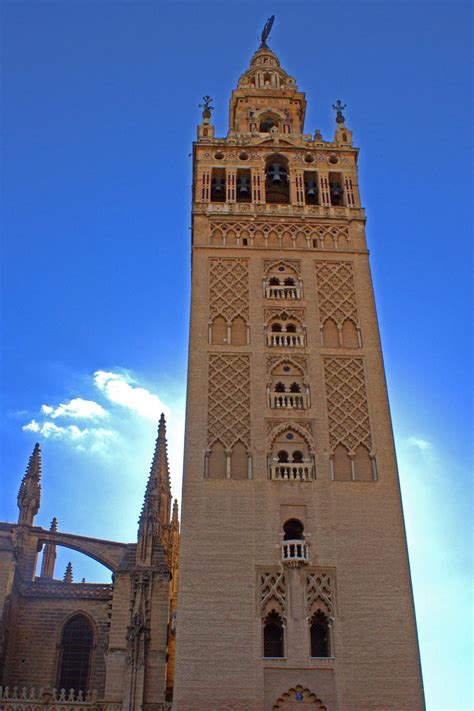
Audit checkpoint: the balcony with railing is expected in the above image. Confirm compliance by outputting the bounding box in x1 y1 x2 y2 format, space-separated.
269 392 309 409
265 284 301 300
266 331 305 347
270 463 314 481
280 539 310 567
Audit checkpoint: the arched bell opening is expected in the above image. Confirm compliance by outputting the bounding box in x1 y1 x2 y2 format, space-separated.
265 155 290 204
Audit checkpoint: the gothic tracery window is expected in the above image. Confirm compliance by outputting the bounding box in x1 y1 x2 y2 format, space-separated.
57 614 94 692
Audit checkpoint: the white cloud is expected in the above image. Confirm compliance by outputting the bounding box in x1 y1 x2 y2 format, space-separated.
41 397 107 420
94 370 169 421
22 419 115 452
406 436 433 451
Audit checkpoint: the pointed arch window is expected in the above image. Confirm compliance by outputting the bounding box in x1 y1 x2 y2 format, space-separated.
310 611 330 658
58 614 94 693
263 610 284 657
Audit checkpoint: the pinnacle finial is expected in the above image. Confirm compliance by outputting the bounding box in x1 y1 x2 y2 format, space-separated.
332 99 347 124
260 15 275 48
172 499 179 529
50 517 58 532
63 562 73 583
17 442 42 525
199 95 214 121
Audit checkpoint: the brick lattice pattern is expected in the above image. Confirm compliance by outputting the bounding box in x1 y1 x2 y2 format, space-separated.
207 354 251 449
209 258 249 322
323 356 372 453
315 261 359 326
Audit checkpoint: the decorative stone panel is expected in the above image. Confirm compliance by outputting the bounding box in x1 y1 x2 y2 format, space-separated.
209 258 249 322
323 357 372 454
306 571 335 617
315 261 359 327
259 571 286 614
209 220 350 249
207 354 250 450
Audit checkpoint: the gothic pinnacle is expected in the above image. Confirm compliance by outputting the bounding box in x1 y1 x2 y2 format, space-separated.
17 442 42 526
172 499 179 529
50 516 58 532
138 413 171 536
63 562 73 583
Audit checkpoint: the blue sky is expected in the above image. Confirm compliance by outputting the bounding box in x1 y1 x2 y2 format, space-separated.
1 2 472 709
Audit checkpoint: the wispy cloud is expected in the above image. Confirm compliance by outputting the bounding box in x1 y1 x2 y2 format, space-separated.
22 419 115 452
41 397 107 419
406 436 433 451
94 370 168 420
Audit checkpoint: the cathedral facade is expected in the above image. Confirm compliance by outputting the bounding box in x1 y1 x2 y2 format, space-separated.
1 28 424 711
0 417 178 711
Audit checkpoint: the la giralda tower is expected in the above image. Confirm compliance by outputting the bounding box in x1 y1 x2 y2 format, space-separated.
174 20 425 711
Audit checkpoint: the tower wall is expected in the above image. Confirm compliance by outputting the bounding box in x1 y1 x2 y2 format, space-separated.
174 44 424 711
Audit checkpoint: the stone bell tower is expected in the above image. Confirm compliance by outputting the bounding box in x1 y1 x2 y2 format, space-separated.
174 21 425 711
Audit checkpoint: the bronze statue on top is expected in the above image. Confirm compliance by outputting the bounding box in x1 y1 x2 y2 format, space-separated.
260 15 275 48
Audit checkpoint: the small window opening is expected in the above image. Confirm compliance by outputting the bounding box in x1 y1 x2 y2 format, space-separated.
283 277 295 286
289 382 301 393
283 519 304 541
242 238 248 246
271 323 282 332
286 323 297 333
304 171 319 205
236 169 251 203
277 450 289 463
310 612 330 657
260 118 276 132
274 382 286 393
269 277 280 286
211 169 226 202
329 172 344 206
263 611 284 657
265 156 290 204
292 450 304 463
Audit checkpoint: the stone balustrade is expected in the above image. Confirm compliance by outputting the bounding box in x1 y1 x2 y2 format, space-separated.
0 689 172 711
269 393 308 410
270 464 313 481
266 333 305 347
265 285 301 300
0 687 97 710
281 539 310 566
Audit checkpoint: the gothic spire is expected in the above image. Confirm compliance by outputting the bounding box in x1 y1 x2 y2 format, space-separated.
63 562 73 583
17 443 42 526
171 499 179 530
137 414 172 565
40 517 58 578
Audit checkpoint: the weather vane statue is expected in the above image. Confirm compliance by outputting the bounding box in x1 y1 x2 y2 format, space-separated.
260 15 275 48
199 95 214 120
332 99 347 124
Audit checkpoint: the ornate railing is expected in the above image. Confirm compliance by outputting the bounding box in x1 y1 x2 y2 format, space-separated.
270 463 313 481
266 333 305 347
269 393 308 410
265 285 301 300
281 540 310 567
0 687 97 710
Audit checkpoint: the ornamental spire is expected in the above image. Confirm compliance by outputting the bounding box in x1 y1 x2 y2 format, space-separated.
40 517 58 578
137 414 172 565
17 443 42 526
171 499 179 531
63 561 73 583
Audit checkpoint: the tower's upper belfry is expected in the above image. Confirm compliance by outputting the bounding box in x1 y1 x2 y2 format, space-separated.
229 45 307 134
